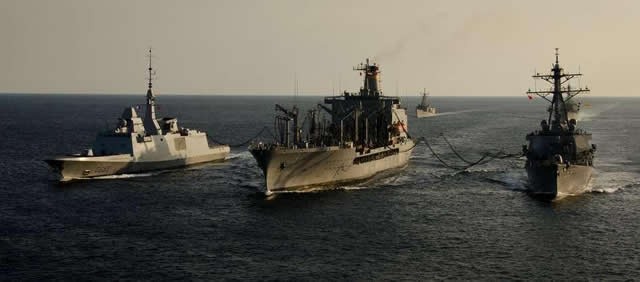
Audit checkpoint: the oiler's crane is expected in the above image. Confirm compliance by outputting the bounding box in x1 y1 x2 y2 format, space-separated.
275 104 300 147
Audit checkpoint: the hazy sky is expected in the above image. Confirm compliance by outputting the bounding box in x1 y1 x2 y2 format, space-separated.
2 0 638 96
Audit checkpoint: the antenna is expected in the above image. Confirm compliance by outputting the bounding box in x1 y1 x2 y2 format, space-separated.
147 48 153 90
578 65 582 89
293 72 298 106
395 80 399 96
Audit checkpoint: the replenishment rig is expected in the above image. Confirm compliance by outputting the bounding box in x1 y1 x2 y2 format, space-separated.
249 59 415 193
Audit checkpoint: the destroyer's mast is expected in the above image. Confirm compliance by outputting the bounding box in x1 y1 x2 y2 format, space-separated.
527 48 590 131
143 48 162 135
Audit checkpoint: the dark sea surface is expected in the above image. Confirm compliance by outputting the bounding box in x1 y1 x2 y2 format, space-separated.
1 94 639 280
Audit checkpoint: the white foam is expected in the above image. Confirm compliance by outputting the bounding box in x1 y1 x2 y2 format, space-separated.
423 108 485 118
81 171 160 180
227 151 251 160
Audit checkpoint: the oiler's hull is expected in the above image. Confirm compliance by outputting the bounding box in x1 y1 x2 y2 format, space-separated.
45 147 229 182
526 162 593 200
416 108 436 118
250 140 415 193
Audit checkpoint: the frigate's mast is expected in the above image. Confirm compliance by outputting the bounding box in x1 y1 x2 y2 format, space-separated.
143 48 162 135
527 48 590 130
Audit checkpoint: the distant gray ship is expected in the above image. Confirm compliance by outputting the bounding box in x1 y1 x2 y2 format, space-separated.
523 49 596 200
549 97 581 121
416 89 436 118
45 49 230 181
249 59 415 194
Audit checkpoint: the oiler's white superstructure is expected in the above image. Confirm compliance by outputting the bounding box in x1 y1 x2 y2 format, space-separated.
45 49 229 181
250 59 415 193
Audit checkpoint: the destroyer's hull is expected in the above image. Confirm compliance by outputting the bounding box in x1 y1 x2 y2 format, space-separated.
416 108 436 118
45 147 229 182
250 140 415 193
526 162 593 200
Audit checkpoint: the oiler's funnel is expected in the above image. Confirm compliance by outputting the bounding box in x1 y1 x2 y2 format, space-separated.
363 59 380 96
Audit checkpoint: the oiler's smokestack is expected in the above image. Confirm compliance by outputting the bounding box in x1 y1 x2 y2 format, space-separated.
363 59 380 96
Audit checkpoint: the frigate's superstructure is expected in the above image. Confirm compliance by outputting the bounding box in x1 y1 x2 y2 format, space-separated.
523 49 596 200
416 89 436 118
45 49 230 181
249 59 415 193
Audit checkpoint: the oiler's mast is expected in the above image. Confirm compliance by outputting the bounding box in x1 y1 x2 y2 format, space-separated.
354 58 381 97
527 48 589 131
143 48 162 135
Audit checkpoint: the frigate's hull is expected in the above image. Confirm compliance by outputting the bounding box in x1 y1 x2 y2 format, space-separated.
45 147 229 182
250 140 415 193
416 108 436 118
526 162 593 200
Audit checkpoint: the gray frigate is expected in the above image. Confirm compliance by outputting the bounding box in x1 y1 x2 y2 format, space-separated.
416 89 436 118
45 49 230 181
249 59 415 194
523 49 596 200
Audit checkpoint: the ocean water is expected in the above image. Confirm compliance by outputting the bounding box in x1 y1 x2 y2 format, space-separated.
1 94 640 280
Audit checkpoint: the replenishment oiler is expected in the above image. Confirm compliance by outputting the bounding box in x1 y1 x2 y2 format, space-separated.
249 59 415 194
523 49 596 200
45 49 230 181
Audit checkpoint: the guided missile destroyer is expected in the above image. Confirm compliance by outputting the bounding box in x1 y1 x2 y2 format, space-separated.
523 49 596 200
45 49 230 181
416 89 436 118
249 59 415 193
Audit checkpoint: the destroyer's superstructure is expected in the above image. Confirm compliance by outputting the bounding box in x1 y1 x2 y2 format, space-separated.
249 59 415 193
523 49 596 199
45 49 230 181
416 89 436 118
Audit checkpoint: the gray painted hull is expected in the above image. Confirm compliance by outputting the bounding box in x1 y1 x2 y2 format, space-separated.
251 140 415 193
416 109 436 118
526 163 593 200
45 151 228 182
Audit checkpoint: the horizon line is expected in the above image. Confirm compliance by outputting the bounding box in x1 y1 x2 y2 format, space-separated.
0 92 633 98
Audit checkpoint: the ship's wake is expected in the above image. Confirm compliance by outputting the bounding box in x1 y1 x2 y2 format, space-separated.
82 171 164 180
416 108 486 118
588 170 639 194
